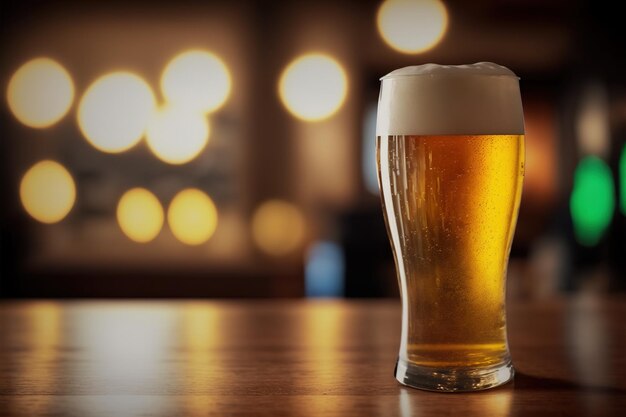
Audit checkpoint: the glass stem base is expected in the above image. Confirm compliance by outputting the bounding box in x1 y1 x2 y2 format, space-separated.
394 359 514 392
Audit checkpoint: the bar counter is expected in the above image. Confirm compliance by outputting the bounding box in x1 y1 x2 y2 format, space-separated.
1 297 624 416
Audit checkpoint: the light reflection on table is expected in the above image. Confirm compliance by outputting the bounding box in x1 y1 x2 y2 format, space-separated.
1 297 625 417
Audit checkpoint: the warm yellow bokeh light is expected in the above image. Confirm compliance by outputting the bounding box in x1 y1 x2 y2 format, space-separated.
278 53 348 122
77 72 156 153
161 50 231 114
252 200 306 256
20 160 76 224
168 189 218 245
7 58 74 128
146 106 210 165
117 188 164 243
377 0 448 54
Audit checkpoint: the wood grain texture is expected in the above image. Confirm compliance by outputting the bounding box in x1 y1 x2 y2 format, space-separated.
0 296 625 416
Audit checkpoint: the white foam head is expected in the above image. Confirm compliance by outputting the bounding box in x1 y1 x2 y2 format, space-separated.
376 62 524 136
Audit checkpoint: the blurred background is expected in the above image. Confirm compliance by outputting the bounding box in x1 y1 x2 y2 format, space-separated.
0 0 624 299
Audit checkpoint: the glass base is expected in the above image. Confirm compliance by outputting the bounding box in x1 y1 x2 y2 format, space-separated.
394 359 514 392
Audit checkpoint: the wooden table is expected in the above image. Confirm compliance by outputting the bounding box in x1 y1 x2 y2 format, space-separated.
1 296 625 416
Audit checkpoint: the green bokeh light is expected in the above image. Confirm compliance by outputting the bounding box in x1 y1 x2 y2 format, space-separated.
570 156 615 246
619 145 626 215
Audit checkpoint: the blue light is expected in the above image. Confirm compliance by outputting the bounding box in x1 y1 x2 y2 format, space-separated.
305 241 345 298
362 103 379 195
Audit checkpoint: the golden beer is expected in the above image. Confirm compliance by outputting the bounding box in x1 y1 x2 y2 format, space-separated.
378 134 524 363
376 64 525 391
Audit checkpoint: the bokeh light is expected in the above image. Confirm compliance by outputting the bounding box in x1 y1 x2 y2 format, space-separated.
117 188 164 243
168 189 218 245
252 200 306 256
7 57 74 128
161 50 231 114
576 83 610 157
146 106 210 165
619 145 626 215
305 241 345 297
77 72 156 153
377 0 448 54
20 160 76 224
570 156 615 246
278 53 348 122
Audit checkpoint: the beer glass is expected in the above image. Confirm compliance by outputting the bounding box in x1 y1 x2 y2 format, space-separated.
376 63 524 392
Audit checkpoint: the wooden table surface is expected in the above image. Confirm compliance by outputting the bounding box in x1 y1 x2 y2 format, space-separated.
1 296 625 416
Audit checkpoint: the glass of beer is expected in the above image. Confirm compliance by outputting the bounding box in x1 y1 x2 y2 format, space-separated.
376 63 524 392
